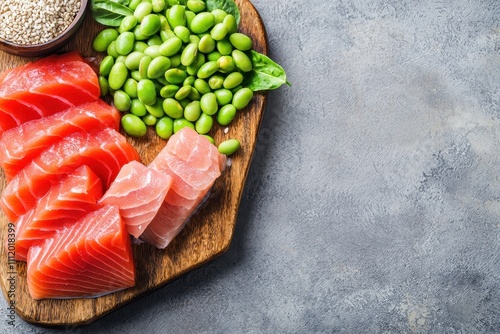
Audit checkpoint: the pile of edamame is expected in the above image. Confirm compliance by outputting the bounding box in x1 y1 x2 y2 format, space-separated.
93 0 256 155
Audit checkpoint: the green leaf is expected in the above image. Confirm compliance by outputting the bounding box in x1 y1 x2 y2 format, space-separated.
91 0 133 27
245 50 291 91
206 0 240 25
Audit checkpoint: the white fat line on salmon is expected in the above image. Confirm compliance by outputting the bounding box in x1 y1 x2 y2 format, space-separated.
5 221 17 327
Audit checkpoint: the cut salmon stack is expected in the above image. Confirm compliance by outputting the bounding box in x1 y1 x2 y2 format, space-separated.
99 161 173 239
27 205 135 300
141 128 226 249
0 100 120 181
15 166 103 261
0 52 100 133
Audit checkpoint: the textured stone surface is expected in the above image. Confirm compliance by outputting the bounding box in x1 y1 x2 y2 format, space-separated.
2 0 500 333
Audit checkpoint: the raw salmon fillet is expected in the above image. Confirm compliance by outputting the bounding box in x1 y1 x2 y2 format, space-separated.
99 161 172 239
0 100 120 181
27 205 136 300
141 127 226 249
0 128 140 222
15 166 103 261
0 52 100 133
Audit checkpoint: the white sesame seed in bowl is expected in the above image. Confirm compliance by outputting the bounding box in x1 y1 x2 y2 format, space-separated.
0 0 89 57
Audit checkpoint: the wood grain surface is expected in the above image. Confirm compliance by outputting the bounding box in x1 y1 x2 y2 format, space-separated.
0 0 267 326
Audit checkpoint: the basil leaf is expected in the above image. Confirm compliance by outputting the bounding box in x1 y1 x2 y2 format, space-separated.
245 50 290 91
206 0 240 25
91 0 133 27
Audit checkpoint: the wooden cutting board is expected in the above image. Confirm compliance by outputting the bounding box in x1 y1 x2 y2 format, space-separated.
0 0 267 326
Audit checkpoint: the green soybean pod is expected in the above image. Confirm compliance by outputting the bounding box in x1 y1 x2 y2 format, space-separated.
188 86 201 100
99 55 115 76
174 26 191 43
147 56 171 79
152 0 166 12
216 39 233 56
159 37 183 57
142 114 157 126
160 84 180 98
181 43 199 66
207 51 222 61
232 87 253 110
162 98 184 119
134 41 149 52
147 34 163 46
115 31 135 55
232 49 253 72
99 75 109 97
130 98 148 117
200 92 218 115
210 23 228 41
138 55 152 79
186 0 205 13
217 103 237 125
211 9 227 24
175 85 192 100
217 55 235 73
198 34 216 53
144 44 162 58
173 118 195 133
145 99 165 118
208 75 224 90
93 28 119 53
108 62 129 90
134 2 153 22
107 41 119 58
131 70 142 82
195 112 213 134
202 135 215 145
197 61 219 79
167 4 186 28
155 116 174 139
165 68 187 84
223 14 237 34
122 114 147 137
214 88 233 106
190 12 215 34
113 90 132 112
129 0 142 10
184 100 201 121
223 72 243 89
218 139 240 155
194 78 211 94
229 32 253 51
123 78 138 98
125 51 145 70
137 78 157 105
119 15 138 33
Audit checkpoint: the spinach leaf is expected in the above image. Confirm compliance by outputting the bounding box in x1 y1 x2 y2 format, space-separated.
245 50 291 91
206 0 240 25
91 0 133 27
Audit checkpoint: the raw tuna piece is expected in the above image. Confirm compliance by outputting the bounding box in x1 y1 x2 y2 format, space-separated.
0 52 100 132
99 161 172 239
27 205 135 300
0 100 120 181
15 166 103 261
141 127 226 249
0 128 140 222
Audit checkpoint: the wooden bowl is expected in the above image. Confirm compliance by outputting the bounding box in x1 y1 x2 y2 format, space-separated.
0 0 89 57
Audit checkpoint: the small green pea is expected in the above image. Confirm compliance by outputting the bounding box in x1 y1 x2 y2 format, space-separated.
211 9 227 24
108 62 129 90
119 15 138 33
214 88 233 106
181 43 199 66
186 0 205 13
147 56 171 79
162 98 184 118
123 78 138 98
99 75 109 97
115 31 135 55
183 100 201 121
125 51 145 70
210 23 228 41
167 5 186 28
232 49 253 72
216 39 233 56
175 85 192 100
93 28 119 53
198 34 216 54
208 75 224 90
130 99 148 117
113 90 132 111
142 114 157 126
174 26 191 43
145 99 165 118
217 55 235 73
122 114 147 137
217 104 237 125
134 2 153 22
99 55 115 76
223 72 243 89
223 14 237 34
229 33 253 51
197 61 219 79
159 36 183 57
160 84 180 98
173 118 195 133
165 68 187 84
194 78 211 94
137 79 157 105
200 92 218 115
155 116 174 139
190 12 215 34
218 138 240 155
232 87 253 110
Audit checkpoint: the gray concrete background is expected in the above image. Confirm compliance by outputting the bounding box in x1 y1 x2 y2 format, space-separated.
2 0 500 333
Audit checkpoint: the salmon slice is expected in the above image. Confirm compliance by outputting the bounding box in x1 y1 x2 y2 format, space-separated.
15 166 103 261
0 52 100 132
0 128 140 222
27 205 135 300
99 161 172 239
141 128 226 249
0 100 120 181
